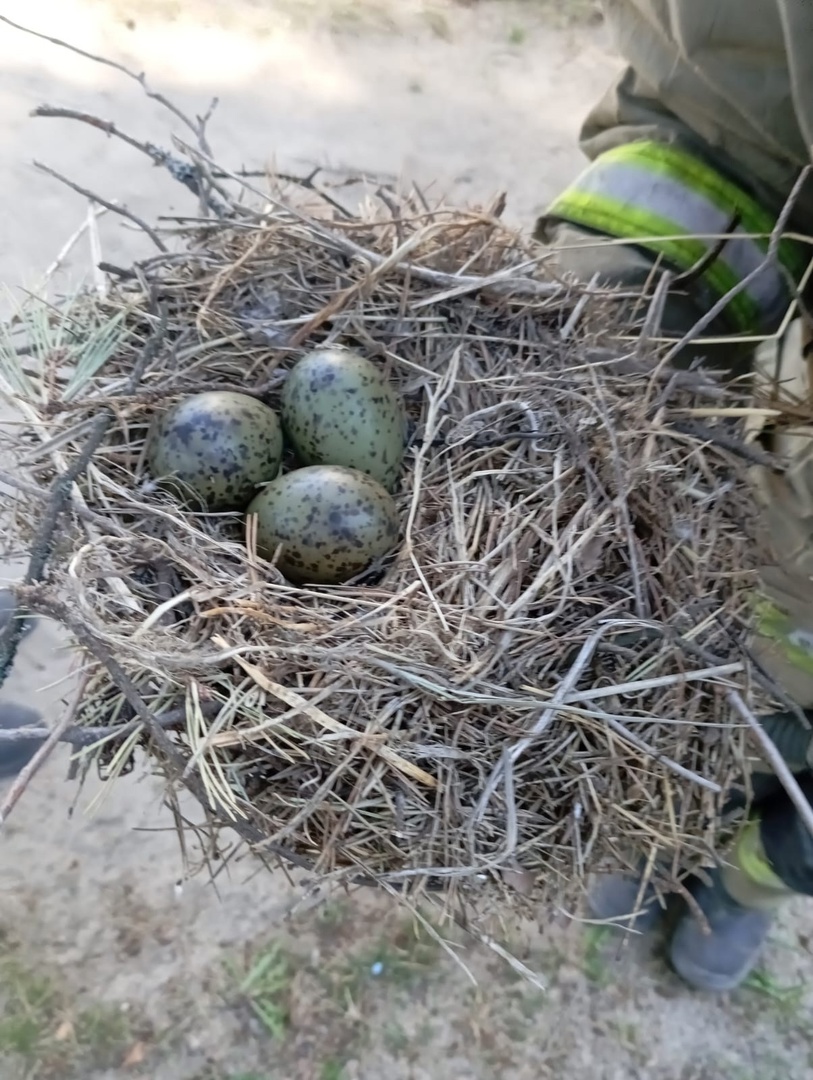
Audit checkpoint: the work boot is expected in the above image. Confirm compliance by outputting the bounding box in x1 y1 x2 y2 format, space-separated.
587 864 665 933
668 866 774 992
668 818 796 992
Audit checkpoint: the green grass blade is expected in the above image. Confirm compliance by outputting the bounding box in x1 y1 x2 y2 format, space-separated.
62 307 132 401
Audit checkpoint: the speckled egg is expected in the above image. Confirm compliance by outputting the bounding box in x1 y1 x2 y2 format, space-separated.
146 391 283 512
281 347 407 492
247 465 400 585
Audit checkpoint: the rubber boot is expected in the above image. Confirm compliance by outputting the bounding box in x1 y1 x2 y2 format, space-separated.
668 867 774 992
669 822 792 992
587 865 665 932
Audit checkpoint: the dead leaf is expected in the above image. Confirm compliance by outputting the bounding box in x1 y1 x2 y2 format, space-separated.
54 1019 75 1042
122 1041 147 1068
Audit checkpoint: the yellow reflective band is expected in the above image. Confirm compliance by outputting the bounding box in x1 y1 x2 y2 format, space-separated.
753 597 813 678
736 819 786 892
548 188 757 331
546 140 809 333
603 143 809 283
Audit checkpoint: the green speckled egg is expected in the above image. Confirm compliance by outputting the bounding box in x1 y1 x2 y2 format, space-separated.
281 347 407 492
247 465 400 585
146 391 283 512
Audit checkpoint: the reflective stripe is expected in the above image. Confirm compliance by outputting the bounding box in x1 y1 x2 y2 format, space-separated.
551 187 758 330
736 819 787 893
547 141 809 333
753 597 813 678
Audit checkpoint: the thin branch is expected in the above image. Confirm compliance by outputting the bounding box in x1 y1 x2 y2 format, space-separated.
1 15 206 144
39 204 109 292
594 710 722 793
32 105 166 162
635 269 673 358
34 162 168 252
31 106 227 215
173 140 566 302
662 167 812 365
0 700 221 748
670 211 742 288
275 166 356 219
667 419 783 469
472 626 610 826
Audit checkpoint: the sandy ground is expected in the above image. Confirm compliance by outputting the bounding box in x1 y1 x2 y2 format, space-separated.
1 3 812 1079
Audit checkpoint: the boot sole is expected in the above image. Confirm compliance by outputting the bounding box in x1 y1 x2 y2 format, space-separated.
668 945 751 993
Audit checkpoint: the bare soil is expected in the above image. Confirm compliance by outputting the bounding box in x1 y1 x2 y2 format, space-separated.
1 3 811 1079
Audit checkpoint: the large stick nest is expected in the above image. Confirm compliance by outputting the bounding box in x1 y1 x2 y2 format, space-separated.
0 134 776 916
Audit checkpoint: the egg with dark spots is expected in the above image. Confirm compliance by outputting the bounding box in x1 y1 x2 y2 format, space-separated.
281 347 407 492
247 465 400 585
146 391 283 512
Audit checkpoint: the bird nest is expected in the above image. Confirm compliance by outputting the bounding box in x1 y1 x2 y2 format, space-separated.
0 95 780 925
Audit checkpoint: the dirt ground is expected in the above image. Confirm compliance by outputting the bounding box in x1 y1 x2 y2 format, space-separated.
1 2 812 1079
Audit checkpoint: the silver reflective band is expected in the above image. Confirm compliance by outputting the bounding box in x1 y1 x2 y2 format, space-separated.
557 157 794 328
